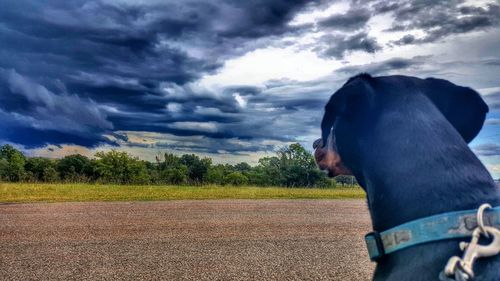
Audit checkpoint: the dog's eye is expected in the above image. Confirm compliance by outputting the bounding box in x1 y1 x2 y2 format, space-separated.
313 138 322 149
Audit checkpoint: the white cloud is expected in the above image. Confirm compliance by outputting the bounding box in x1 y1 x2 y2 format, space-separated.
290 1 350 26
478 87 500 96
199 47 339 87
166 102 183 113
194 106 228 116
485 118 500 125
233 92 247 108
168 121 219 133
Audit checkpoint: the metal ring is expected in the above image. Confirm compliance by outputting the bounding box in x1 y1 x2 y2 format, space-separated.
477 203 492 236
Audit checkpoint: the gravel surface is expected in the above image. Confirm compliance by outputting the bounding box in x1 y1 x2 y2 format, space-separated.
0 200 374 281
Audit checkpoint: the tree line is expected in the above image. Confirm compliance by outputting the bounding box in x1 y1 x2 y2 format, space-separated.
0 143 357 188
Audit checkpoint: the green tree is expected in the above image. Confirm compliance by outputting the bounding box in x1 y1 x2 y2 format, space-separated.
160 165 188 184
158 153 181 169
153 152 189 184
146 161 161 184
277 143 328 187
0 143 337 187
334 175 358 186
0 158 8 181
248 156 282 186
94 150 150 184
180 154 211 184
57 154 93 182
225 171 248 186
246 143 330 188
42 167 59 182
234 162 251 175
25 157 58 182
0 145 26 182
206 164 226 185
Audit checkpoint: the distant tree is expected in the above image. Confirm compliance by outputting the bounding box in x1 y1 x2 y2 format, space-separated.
249 143 330 188
22 171 37 183
0 145 26 182
0 144 23 160
207 164 226 185
146 161 161 184
160 165 188 184
276 143 326 187
153 152 189 184
162 153 181 169
57 154 93 182
277 143 327 187
248 156 282 186
225 171 248 186
334 175 358 186
0 158 9 181
42 167 59 182
180 154 211 184
234 162 251 173
25 157 58 182
0 143 342 188
94 150 150 184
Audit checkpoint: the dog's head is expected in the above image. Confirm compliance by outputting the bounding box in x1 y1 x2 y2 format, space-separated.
314 74 489 178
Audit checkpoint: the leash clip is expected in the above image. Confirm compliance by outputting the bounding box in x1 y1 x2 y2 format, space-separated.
443 204 500 280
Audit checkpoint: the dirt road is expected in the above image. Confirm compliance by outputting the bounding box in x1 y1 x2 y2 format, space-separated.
0 200 374 281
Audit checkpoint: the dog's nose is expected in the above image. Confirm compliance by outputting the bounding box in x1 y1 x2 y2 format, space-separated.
313 138 322 149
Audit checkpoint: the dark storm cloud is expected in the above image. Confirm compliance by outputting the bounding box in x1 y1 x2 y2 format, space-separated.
122 77 336 151
2 0 499 158
0 69 114 147
0 0 323 148
316 32 382 59
213 0 321 38
335 56 429 76
151 137 277 154
291 2 386 59
222 86 263 97
473 143 500 157
391 34 416 46
376 0 500 45
483 59 500 66
164 80 327 141
372 2 401 13
318 8 371 31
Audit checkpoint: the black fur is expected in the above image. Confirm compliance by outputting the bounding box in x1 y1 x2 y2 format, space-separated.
322 74 500 281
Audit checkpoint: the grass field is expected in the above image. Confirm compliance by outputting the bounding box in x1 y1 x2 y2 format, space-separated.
0 183 365 203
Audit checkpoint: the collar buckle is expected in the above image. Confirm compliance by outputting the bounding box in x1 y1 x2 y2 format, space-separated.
365 231 385 261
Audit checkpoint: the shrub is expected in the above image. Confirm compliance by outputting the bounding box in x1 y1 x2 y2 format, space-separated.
225 172 248 186
94 150 150 184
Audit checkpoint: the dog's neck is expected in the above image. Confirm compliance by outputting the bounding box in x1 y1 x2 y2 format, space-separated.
352 96 499 232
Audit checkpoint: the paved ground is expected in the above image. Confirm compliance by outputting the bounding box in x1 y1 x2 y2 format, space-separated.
0 200 374 281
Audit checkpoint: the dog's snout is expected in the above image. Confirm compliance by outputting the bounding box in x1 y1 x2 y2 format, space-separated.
313 138 322 150
313 135 353 177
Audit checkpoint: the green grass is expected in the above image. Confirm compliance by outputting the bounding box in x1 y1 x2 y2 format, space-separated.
0 183 365 203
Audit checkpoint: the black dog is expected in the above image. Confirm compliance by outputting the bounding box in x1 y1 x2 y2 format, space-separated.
314 74 500 281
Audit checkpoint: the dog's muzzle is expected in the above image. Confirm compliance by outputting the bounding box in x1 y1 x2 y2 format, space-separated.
312 138 322 150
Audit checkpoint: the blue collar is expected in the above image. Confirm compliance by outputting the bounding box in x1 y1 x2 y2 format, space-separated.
365 206 500 261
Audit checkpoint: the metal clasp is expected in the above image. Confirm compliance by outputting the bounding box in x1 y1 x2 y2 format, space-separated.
443 204 500 280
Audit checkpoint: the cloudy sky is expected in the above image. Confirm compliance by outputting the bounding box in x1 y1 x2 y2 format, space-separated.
1 0 499 177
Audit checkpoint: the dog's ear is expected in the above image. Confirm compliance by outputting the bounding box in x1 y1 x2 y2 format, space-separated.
321 92 341 147
424 78 489 143
321 75 373 146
